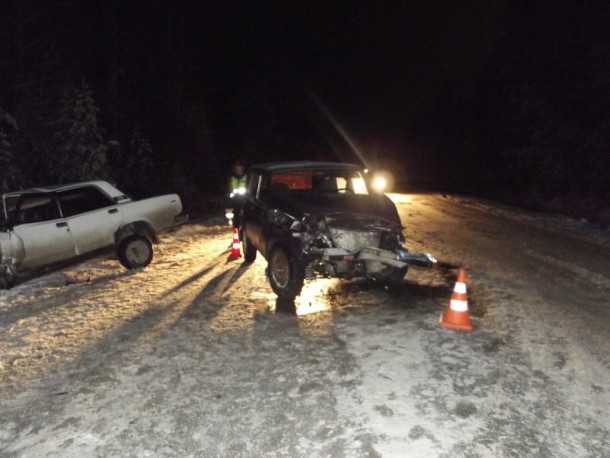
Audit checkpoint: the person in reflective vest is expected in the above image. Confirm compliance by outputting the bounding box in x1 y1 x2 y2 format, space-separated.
228 162 246 197
227 161 247 228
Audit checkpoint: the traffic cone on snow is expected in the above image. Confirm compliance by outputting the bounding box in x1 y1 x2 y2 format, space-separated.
229 227 242 259
440 269 473 331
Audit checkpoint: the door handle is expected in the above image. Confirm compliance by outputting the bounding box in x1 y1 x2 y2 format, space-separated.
108 208 118 214
56 222 68 228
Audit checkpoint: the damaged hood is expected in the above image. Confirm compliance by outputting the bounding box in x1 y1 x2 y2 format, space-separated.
266 192 402 225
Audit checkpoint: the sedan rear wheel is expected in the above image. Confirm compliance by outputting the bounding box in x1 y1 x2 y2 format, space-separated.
118 235 153 269
267 246 304 300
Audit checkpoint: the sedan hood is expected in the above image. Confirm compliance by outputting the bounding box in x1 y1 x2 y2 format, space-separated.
266 192 401 225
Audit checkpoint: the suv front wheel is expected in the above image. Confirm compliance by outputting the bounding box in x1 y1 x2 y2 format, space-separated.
267 245 304 300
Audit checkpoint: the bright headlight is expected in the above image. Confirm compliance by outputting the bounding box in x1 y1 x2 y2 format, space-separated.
372 176 387 192
371 171 394 193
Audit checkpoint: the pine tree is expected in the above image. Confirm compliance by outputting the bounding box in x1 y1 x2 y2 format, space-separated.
53 81 109 183
478 0 610 201
0 108 19 192
0 132 14 193
126 127 155 195
11 83 58 187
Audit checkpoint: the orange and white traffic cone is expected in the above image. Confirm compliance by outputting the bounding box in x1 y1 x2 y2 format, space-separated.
440 268 473 331
229 227 242 259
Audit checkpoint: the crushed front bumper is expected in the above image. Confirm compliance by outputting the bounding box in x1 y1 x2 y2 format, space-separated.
320 246 437 270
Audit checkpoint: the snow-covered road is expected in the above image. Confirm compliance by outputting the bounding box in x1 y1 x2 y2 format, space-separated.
1 193 608 457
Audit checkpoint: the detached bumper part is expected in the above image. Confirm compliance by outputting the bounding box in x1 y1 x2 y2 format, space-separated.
396 250 437 269
322 247 437 270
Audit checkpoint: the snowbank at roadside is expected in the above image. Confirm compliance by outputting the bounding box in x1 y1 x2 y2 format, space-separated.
444 194 610 248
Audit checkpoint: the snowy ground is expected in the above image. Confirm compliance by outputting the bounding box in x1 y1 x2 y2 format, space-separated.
0 193 608 457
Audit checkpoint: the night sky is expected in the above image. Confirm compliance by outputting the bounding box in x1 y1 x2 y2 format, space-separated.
187 2 505 163
162 1 507 179
1 1 609 220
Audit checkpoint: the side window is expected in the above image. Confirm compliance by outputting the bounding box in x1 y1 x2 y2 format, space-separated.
57 186 115 218
247 172 261 196
249 172 272 199
15 196 61 224
257 174 275 200
1 198 10 226
4 196 18 222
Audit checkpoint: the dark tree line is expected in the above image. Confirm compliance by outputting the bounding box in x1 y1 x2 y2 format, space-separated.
0 1 241 207
0 1 310 211
470 0 610 220
1 1 609 221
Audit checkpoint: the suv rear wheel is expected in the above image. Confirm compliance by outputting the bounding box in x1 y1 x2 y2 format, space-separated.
241 230 257 263
267 246 304 299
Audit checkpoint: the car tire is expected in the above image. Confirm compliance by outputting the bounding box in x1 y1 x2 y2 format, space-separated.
386 266 408 290
241 230 257 263
118 235 153 269
390 266 408 281
267 245 304 300
0 267 12 289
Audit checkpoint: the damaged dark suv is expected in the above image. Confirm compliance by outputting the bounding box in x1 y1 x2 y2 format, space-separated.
240 161 436 299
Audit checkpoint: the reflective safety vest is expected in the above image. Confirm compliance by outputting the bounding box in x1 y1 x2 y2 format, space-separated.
229 175 247 195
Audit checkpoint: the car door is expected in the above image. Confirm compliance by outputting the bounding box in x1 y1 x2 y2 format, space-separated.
11 194 76 269
242 172 267 252
56 186 123 255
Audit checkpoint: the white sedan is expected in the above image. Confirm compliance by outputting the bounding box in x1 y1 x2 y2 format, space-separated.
0 181 185 288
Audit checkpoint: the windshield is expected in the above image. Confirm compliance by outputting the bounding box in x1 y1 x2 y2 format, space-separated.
266 169 369 195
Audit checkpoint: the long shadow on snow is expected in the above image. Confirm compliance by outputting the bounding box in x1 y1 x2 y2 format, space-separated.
160 264 217 298
177 261 253 321
0 258 246 401
0 269 131 328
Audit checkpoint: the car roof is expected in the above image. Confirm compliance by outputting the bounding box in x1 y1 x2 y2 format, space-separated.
2 181 128 200
249 161 362 173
